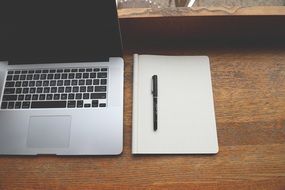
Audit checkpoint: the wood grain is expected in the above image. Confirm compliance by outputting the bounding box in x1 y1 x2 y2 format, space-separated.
118 6 285 18
0 45 284 189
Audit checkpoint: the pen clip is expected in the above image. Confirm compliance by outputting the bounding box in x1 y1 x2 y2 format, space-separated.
151 76 154 95
152 75 157 97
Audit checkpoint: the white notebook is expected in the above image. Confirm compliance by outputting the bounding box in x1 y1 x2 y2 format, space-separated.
132 54 219 154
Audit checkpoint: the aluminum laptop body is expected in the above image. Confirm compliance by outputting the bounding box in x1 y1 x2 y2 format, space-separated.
0 0 124 155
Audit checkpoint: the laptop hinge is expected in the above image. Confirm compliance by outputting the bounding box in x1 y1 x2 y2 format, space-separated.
8 57 110 65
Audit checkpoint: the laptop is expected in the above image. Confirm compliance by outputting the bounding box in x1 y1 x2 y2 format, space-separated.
0 0 124 155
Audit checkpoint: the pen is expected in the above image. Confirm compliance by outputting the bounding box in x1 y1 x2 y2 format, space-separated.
152 75 158 131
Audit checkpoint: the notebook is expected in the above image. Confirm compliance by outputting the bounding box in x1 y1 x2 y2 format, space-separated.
132 54 219 154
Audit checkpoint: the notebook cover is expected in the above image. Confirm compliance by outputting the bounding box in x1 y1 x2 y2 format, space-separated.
132 54 219 154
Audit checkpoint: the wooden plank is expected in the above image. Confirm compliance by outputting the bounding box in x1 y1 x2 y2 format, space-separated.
119 13 285 49
0 46 284 190
118 6 285 18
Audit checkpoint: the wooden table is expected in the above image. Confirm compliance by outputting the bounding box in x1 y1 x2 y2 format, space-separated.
1 7 285 189
0 44 284 189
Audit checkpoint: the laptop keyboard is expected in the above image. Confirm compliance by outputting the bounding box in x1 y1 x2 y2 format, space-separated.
1 68 108 109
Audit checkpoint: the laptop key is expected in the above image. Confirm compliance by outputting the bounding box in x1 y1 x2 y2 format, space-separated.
32 94 39 100
61 94 67 100
22 102 30 109
73 86 79 92
22 81 29 87
44 87 50 93
65 87 72 93
80 86 86 92
77 100 83 108
47 74 54 79
40 74 47 80
16 88 22 94
15 102 21 109
57 80 64 86
67 101 76 108
36 81 43 86
92 100 98 107
68 93 75 99
6 75 13 81
68 73 75 79
91 93 106 99
1 102 8 109
90 73 96 78
83 73 89 78
86 79 92 85
61 73 68 79
23 88 29 94
64 80 71 86
93 79 99 85
33 74 40 80
30 88 36 94
4 88 15 94
37 87 43 93
95 86 106 92
84 104 91 108
76 73 82 79
50 80 56 86
25 95 31 100
47 94 53 100
18 95 24 101
76 93 82 99
79 80 85 85
8 102 15 109
101 79 107 85
83 93 89 99
31 101 67 108
27 75 33 80
99 103 106 107
97 72 107 78
15 81 21 87
55 74 61 79
3 95 17 101
13 75 20 80
58 87 65 93
54 94 60 100
87 86 93 92
20 75 26 80
5 82 15 87
51 87 57 93
72 80 78 85
29 81 35 87
39 94 46 100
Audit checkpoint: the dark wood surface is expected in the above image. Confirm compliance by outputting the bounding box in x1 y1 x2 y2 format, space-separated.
0 44 284 189
118 7 285 50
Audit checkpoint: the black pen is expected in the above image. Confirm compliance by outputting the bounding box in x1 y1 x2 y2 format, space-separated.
152 75 158 131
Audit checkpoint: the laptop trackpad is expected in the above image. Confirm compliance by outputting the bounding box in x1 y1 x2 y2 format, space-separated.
27 116 71 148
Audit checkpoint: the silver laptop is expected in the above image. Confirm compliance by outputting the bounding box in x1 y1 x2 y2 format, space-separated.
0 0 124 155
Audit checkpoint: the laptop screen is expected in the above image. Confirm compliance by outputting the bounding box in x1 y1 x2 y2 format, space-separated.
0 0 122 64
